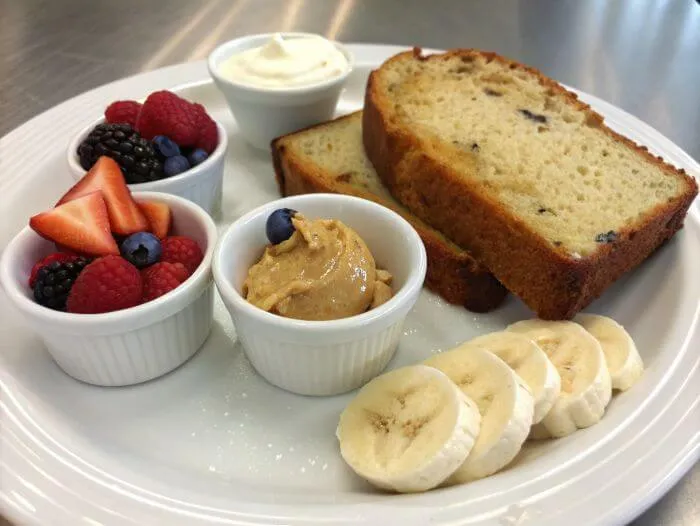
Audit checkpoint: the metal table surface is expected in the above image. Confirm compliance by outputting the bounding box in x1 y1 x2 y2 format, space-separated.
0 0 697 525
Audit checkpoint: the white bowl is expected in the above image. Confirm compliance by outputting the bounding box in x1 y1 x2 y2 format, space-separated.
212 194 427 396
207 32 354 150
0 192 218 387
67 118 228 217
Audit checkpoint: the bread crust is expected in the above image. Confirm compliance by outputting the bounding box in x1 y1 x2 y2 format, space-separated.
363 48 698 320
271 113 507 313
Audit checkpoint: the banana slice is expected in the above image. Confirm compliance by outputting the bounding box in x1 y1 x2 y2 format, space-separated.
424 346 534 483
337 364 481 493
575 313 644 391
507 320 612 438
463 331 561 424
529 422 553 440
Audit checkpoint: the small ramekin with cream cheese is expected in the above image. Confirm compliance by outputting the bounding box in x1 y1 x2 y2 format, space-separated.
218 33 349 88
208 32 353 149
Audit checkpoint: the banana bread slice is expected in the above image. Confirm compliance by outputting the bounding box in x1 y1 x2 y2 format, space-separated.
271 111 507 313
364 48 698 320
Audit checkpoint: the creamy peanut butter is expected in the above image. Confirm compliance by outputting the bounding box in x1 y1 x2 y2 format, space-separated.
243 214 393 321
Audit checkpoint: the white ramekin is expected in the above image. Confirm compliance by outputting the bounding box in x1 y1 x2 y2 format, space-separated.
67 118 228 217
212 194 427 396
0 192 218 387
207 32 354 150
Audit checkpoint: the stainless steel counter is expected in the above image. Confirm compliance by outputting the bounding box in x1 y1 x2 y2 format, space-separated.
0 0 698 524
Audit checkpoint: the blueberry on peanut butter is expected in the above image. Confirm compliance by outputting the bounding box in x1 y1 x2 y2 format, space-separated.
266 208 297 244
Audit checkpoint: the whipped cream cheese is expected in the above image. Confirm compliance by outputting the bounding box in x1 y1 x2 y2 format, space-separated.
219 33 349 88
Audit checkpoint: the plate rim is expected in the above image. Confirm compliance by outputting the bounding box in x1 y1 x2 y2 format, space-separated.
1 43 698 526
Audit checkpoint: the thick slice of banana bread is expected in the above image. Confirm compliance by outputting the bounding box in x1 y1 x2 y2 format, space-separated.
271 111 507 313
364 48 698 320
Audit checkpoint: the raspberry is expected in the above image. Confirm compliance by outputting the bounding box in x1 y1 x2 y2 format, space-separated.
136 91 200 145
141 262 189 302
105 100 142 127
67 255 143 314
29 253 79 288
160 236 203 274
193 103 218 153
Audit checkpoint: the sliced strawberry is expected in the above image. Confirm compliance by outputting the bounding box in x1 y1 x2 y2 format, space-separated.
137 200 172 239
54 243 85 256
30 192 119 256
57 156 148 236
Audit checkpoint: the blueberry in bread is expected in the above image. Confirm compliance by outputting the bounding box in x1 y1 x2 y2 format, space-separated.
363 48 698 320
271 111 508 313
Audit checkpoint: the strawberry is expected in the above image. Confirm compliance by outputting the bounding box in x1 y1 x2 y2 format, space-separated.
160 236 203 274
104 100 142 127
67 255 143 314
193 103 218 154
141 262 189 302
28 253 79 288
57 156 149 236
136 91 200 145
137 200 171 239
30 192 119 256
54 243 85 256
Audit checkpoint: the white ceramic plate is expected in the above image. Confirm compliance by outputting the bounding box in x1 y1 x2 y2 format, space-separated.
0 44 698 526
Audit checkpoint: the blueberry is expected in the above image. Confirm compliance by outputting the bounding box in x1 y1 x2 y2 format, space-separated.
120 232 162 268
163 155 190 177
152 135 181 157
518 108 547 124
266 208 297 245
187 148 209 166
595 230 618 243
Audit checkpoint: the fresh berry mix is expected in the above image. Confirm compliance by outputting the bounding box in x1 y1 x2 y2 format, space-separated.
28 158 205 313
161 236 204 274
78 91 218 185
105 100 142 128
120 232 162 269
33 257 90 311
142 262 190 302
266 208 297 245
77 123 165 184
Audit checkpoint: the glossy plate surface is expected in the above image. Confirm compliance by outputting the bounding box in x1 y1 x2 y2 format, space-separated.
1 44 698 526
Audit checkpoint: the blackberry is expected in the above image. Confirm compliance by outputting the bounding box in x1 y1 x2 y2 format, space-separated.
77 123 165 184
33 258 90 311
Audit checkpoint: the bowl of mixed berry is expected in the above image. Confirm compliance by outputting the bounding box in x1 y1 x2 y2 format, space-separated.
67 90 228 216
0 156 218 386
